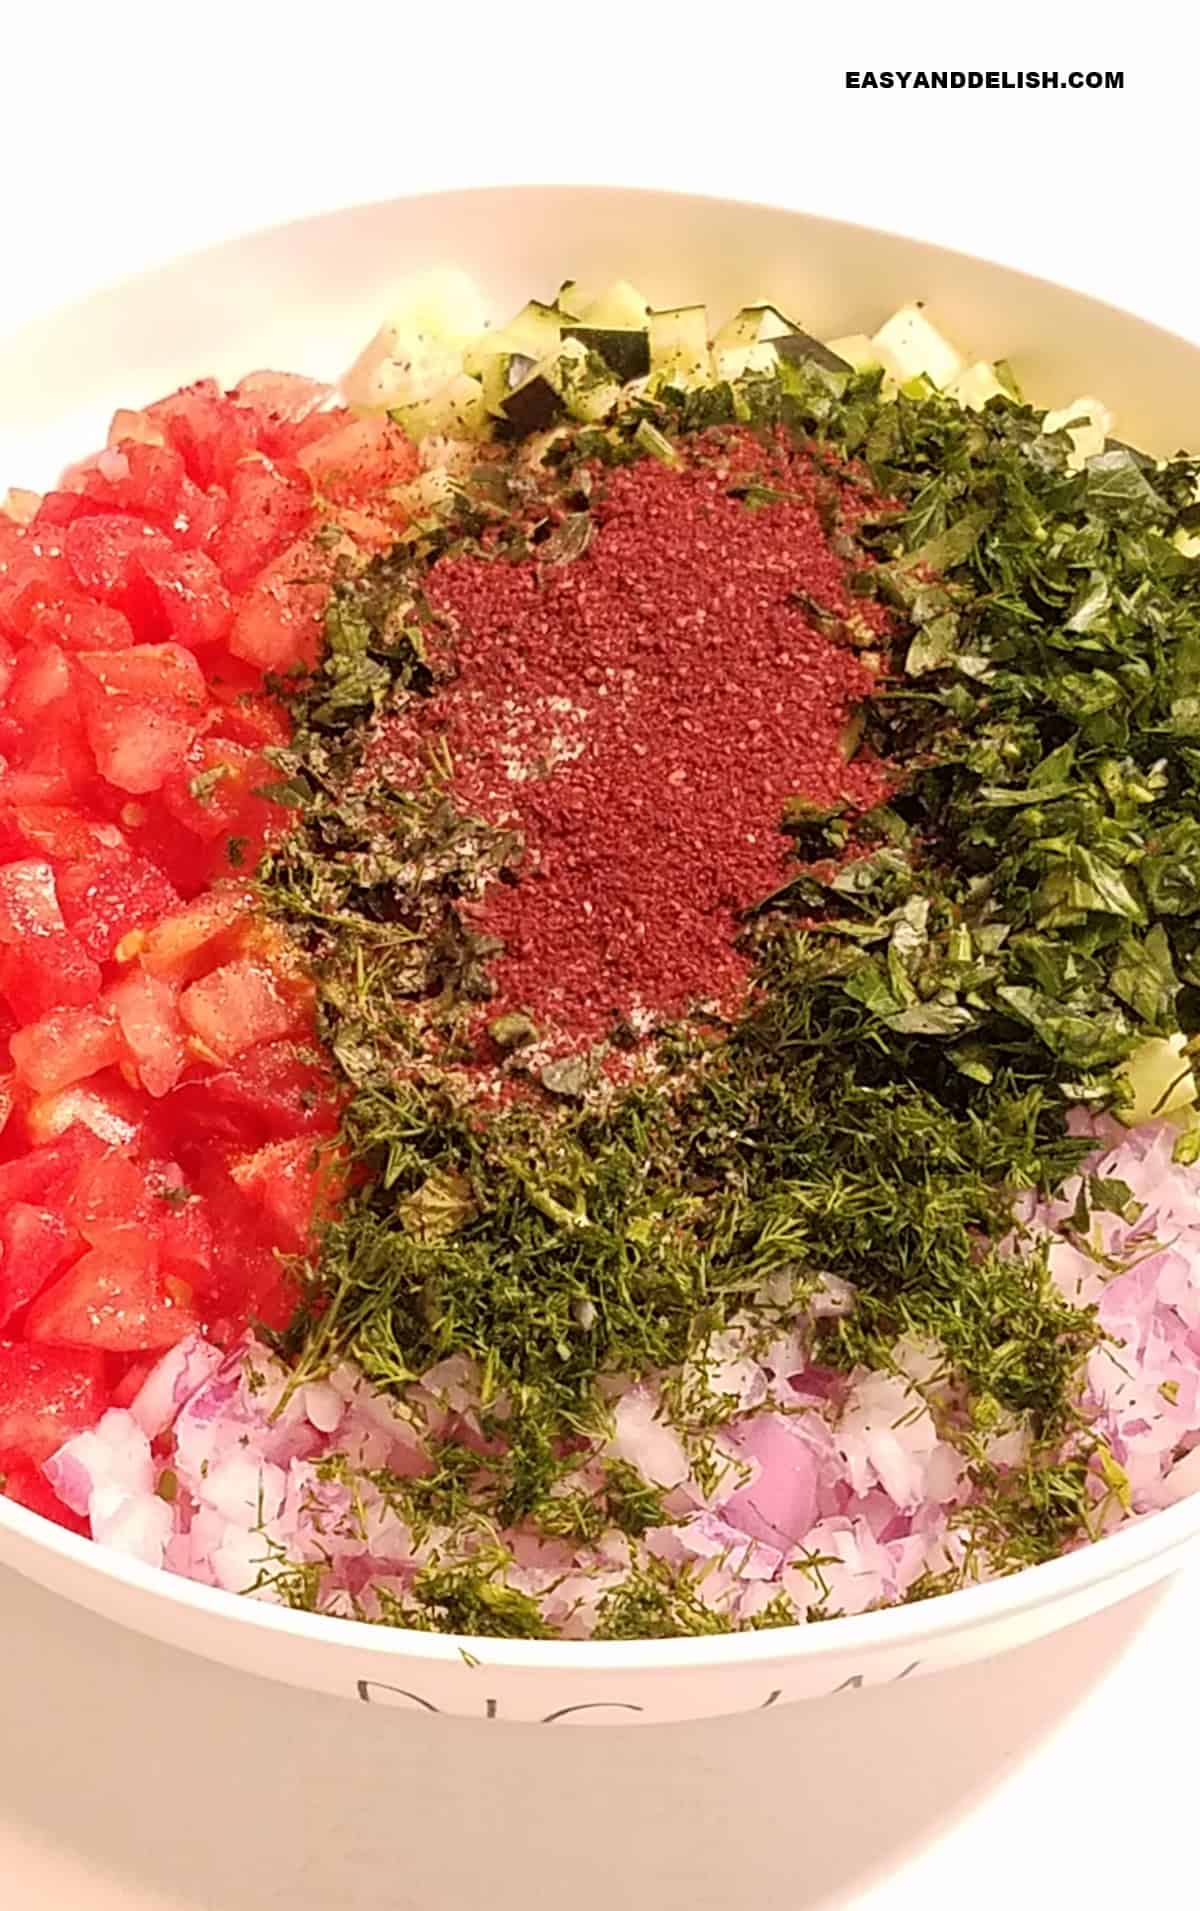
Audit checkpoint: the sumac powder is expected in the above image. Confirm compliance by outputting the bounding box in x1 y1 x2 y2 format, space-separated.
380 429 892 1048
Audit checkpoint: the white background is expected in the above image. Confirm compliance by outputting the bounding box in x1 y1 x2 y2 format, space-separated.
2 3 1199 1905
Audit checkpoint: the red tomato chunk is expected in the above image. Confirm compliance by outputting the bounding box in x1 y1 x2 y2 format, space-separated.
0 1341 109 1464
0 362 409 1529
179 958 304 1061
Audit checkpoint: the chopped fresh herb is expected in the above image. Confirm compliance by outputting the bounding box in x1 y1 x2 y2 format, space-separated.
250 351 1200 1629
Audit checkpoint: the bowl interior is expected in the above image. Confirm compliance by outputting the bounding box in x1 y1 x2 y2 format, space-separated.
3 185 1200 1714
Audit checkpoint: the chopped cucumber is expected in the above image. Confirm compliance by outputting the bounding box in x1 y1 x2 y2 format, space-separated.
461 300 564 419
501 364 564 435
712 341 779 381
502 300 564 361
946 362 1008 411
461 304 560 375
579 279 650 329
648 306 711 387
555 281 589 320
1104 437 1157 471
554 338 623 422
561 325 651 382
344 267 490 411
476 352 537 417
824 333 893 375
1119 1033 1198 1126
993 359 1022 401
501 338 621 435
772 331 853 376
391 373 491 443
1042 396 1112 469
379 266 489 344
342 277 1067 486
343 325 464 411
713 304 798 350
460 339 538 418
871 305 964 390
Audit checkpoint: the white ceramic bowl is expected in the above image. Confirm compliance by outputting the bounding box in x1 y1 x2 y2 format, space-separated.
3 186 1200 1727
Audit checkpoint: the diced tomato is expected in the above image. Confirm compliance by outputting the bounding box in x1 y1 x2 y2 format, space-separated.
227 537 328 673
76 443 187 524
210 459 313 591
207 1038 339 1139
170 480 228 552
0 775 69 810
248 394 345 469
58 452 104 495
0 513 26 563
0 1339 109 1463
294 413 419 498
11 696 94 798
152 1038 337 1158
157 1187 214 1287
6 642 73 726
0 367 365 1368
78 641 206 706
325 503 400 555
63 514 174 619
206 685 289 750
135 546 233 648
139 888 249 982
231 371 334 441
108 965 187 1097
57 852 181 964
179 957 304 1062
30 599 135 652
64 1150 155 1241
109 1354 157 1410
229 1135 339 1252
0 1457 91 1534
162 736 271 847
79 686 200 796
182 1166 292 1329
145 382 260 491
25 1077 142 1149
33 490 91 529
77 645 206 795
26 1225 196 1352
10 1003 123 1096
0 633 14 705
0 1127 107 1212
268 412 354 465
0 932 103 1021
0 547 79 640
0 1205 77 1330
33 493 93 531
0 860 65 940
0 804 109 865
120 803 221 900
107 409 168 451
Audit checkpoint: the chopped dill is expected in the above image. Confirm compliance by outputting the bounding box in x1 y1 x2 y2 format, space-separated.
592 1558 736 1640
375 1552 555 1639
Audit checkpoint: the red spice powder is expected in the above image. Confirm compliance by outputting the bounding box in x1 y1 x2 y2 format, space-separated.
380 430 893 1047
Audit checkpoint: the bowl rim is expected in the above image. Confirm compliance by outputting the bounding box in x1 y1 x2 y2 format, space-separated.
4 1482 1198 1673
3 180 1200 1675
7 178 1200 372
